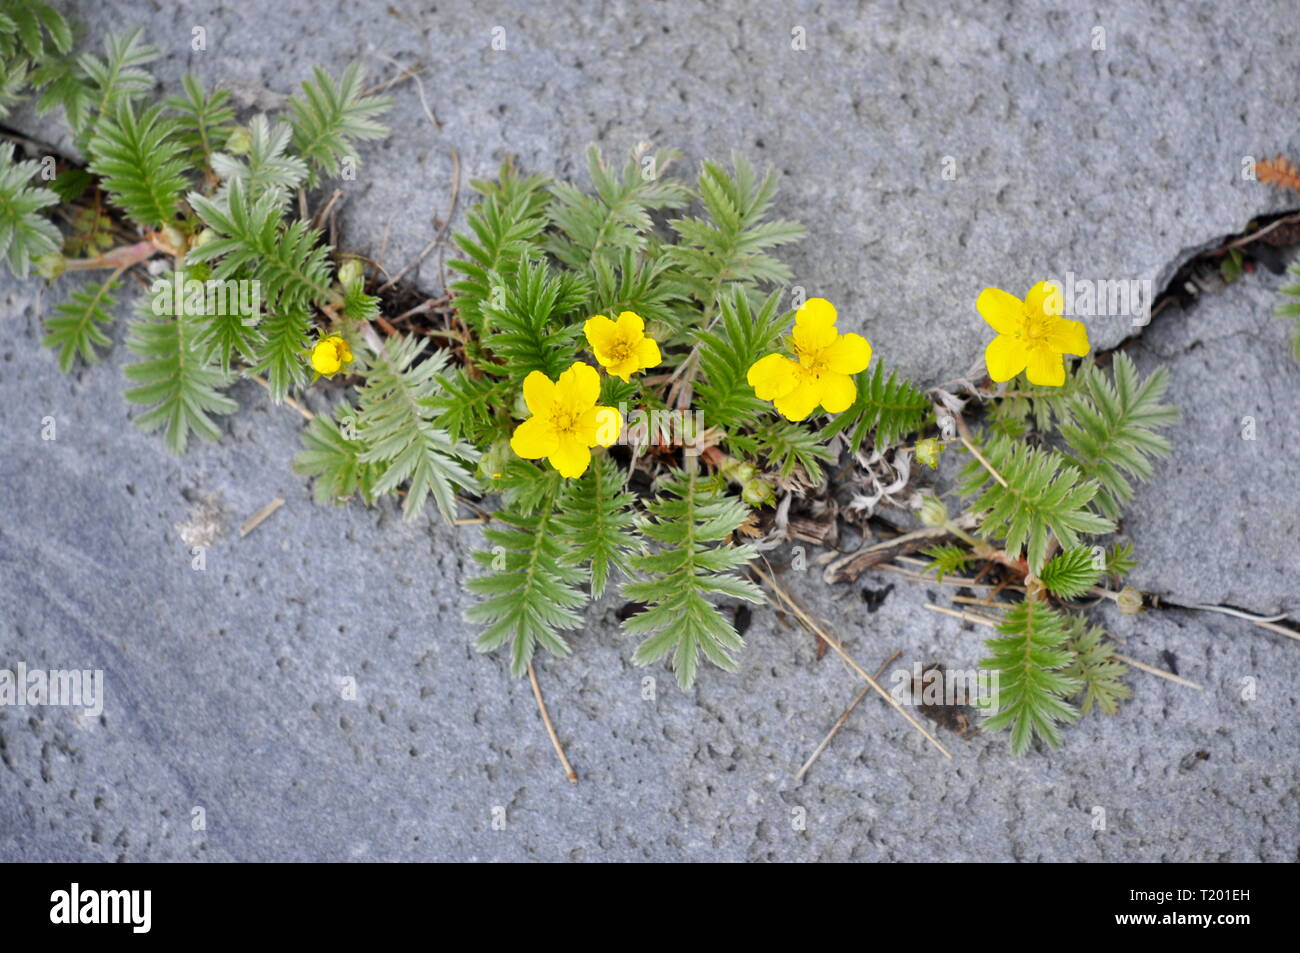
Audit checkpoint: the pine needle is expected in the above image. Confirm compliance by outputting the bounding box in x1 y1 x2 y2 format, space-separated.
528 662 577 784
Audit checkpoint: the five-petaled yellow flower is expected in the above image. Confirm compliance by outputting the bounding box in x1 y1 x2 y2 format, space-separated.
310 334 353 376
510 361 622 478
978 282 1090 387
583 311 662 382
746 298 872 421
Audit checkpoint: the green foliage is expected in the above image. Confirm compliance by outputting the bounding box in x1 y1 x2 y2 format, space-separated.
123 284 237 454
288 63 391 183
694 287 787 430
429 367 510 446
823 360 930 451
922 543 972 582
43 277 118 371
1103 541 1136 583
47 28 160 140
189 177 334 316
210 114 307 207
351 334 479 522
293 407 383 506
1060 353 1177 520
165 73 234 167
466 471 587 677
621 469 764 689
0 0 70 118
753 419 836 482
0 143 60 277
479 256 590 380
253 309 313 399
960 434 1114 575
86 99 188 228
449 159 550 334
547 145 689 269
555 454 639 597
981 601 1082 756
1062 618 1130 716
986 365 1086 438
668 152 804 307
0 0 71 64
1038 546 1103 599
585 248 688 334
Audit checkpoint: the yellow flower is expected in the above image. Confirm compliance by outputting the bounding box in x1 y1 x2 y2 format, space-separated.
583 311 662 382
978 282 1090 387
510 361 622 478
746 298 872 421
310 335 353 376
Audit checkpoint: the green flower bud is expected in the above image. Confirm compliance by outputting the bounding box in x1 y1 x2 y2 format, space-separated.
35 253 65 280
1116 586 1144 615
338 259 364 288
226 126 252 155
916 493 948 527
915 437 943 469
742 478 774 507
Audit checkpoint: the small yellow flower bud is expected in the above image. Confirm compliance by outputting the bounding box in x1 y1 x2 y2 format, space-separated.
915 437 943 469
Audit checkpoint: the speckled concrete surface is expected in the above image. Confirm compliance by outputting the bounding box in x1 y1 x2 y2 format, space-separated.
0 0 1296 861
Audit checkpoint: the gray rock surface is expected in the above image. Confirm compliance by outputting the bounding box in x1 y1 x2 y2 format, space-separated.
18 0 1300 378
1125 272 1300 615
1 0 1297 861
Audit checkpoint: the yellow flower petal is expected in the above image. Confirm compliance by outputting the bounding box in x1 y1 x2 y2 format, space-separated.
510 416 557 459
747 353 800 400
635 336 661 370
985 335 1028 382
586 406 622 447
1045 316 1090 356
819 372 858 414
583 315 619 355
310 337 350 375
825 332 872 375
1025 347 1065 387
615 311 645 337
792 297 839 354
311 343 341 375
555 361 601 407
1025 280 1063 317
976 288 1025 335
550 434 592 479
522 370 556 416
773 376 824 422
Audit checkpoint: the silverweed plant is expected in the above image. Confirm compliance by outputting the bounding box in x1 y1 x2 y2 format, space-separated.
1 8 1179 757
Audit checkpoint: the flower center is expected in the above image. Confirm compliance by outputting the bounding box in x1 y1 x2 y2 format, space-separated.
552 408 581 435
1020 312 1052 345
796 344 828 376
609 338 633 363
